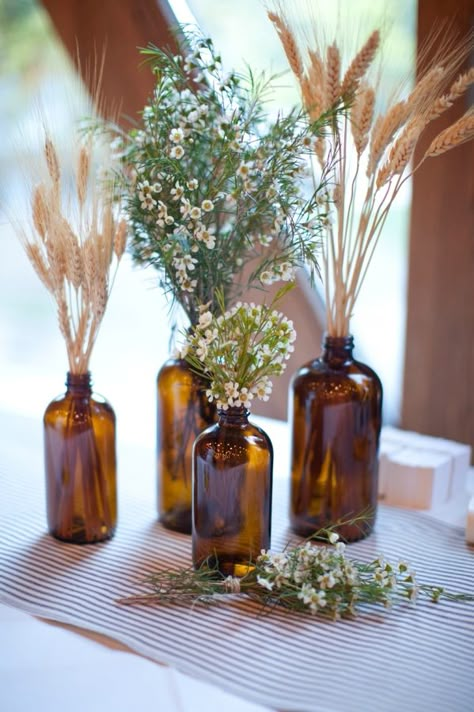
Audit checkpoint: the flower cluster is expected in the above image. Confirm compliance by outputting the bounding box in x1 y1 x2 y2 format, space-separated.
116 29 331 325
254 532 419 617
122 522 473 619
185 297 296 410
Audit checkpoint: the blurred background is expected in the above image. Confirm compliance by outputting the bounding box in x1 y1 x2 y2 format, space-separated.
0 0 416 446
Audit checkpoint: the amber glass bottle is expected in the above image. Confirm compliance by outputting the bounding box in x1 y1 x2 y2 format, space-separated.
43 372 117 544
193 407 273 576
157 358 217 533
289 336 382 541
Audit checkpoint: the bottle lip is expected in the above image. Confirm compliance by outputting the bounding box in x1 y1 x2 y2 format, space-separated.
322 334 354 347
66 371 92 390
218 405 250 418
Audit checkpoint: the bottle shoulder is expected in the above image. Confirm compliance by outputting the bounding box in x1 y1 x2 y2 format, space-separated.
90 394 115 417
158 356 187 376
160 356 186 370
246 420 273 452
195 417 273 450
291 357 382 399
157 357 207 388
352 359 383 388
44 392 115 419
293 357 379 380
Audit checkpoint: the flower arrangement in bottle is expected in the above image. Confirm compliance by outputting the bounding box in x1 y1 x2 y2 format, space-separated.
116 29 336 323
269 7 473 336
185 291 296 412
114 27 340 533
185 291 296 575
16 123 126 543
267 5 474 541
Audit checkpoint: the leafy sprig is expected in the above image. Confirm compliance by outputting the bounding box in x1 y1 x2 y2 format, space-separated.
115 28 337 325
119 518 474 620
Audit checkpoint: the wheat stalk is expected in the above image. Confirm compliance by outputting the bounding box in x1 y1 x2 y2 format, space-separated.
425 110 474 157
268 11 304 81
269 3 474 337
77 144 90 207
351 84 375 156
25 243 54 292
67 234 84 291
325 44 341 109
114 219 128 259
340 30 380 96
376 119 423 189
32 185 49 240
17 129 126 374
44 136 60 184
305 49 326 118
407 65 445 112
368 100 408 175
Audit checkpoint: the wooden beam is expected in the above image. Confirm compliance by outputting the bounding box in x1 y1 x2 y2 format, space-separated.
401 0 474 451
41 0 178 122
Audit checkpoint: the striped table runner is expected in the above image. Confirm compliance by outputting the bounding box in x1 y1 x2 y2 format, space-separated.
1 414 473 712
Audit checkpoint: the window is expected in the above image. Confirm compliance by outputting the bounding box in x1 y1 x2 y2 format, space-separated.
0 0 169 445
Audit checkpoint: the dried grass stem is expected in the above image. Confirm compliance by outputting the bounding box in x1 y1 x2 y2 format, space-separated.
269 4 474 336
19 133 126 373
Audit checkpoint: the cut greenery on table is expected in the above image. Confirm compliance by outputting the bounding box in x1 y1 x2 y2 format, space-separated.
120 517 474 620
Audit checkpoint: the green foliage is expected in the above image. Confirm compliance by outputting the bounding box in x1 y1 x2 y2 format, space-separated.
115 29 335 325
120 515 474 619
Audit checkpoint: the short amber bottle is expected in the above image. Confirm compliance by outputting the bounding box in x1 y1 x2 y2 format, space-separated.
289 336 382 541
192 407 273 576
157 358 217 533
43 372 117 544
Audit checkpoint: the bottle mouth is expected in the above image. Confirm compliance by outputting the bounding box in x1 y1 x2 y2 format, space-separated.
218 405 250 418
66 372 92 391
322 334 354 348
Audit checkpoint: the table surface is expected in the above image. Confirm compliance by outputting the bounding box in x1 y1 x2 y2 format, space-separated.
1 410 473 712
0 410 274 712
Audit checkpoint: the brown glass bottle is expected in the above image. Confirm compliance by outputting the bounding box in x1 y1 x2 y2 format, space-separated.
157 358 217 533
43 372 117 544
289 336 382 541
192 407 273 576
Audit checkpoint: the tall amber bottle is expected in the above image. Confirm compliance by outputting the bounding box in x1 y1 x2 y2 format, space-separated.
193 407 273 576
289 336 382 541
157 358 217 533
43 372 117 543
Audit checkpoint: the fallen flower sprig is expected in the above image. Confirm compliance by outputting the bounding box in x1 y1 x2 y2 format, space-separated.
119 529 473 620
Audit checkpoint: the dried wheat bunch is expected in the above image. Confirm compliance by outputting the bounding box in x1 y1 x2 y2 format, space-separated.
18 131 126 373
269 5 474 336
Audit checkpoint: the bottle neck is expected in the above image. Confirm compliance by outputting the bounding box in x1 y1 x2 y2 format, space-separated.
218 406 250 425
321 335 354 366
66 372 92 396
